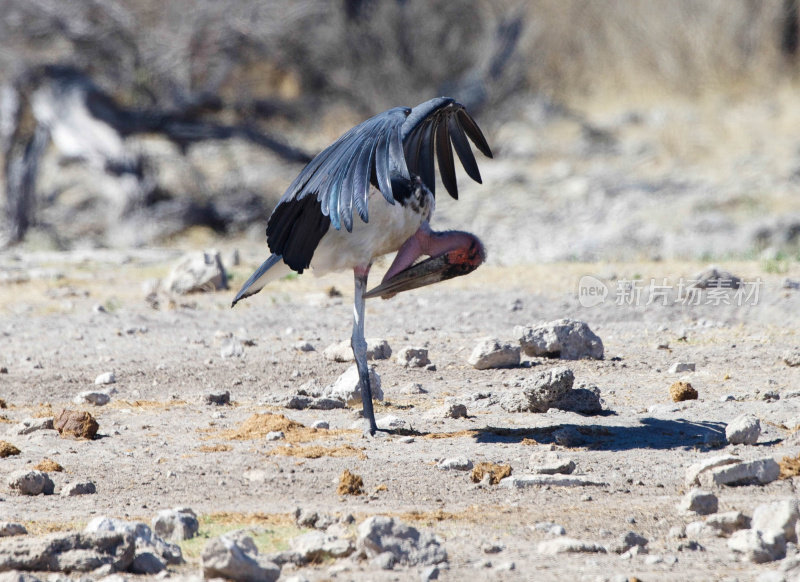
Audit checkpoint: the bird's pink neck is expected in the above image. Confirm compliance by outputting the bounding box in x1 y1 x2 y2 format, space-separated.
382 223 485 283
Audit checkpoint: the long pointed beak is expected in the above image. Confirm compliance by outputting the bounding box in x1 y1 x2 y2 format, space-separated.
365 236 485 300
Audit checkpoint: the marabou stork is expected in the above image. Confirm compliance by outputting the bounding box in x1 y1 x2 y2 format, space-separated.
232 97 492 434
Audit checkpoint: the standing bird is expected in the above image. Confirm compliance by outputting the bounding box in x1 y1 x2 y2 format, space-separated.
232 97 492 434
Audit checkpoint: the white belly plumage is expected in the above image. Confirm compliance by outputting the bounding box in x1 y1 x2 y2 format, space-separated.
233 186 434 301
310 186 434 276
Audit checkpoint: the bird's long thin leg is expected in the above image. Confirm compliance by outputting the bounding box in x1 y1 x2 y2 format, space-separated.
352 266 378 435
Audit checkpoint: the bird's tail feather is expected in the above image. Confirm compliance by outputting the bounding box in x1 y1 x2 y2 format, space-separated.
231 254 288 307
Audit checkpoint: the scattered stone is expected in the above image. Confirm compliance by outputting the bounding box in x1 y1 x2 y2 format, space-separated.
129 550 164 574
295 508 322 529
443 403 468 419
284 395 346 411
467 337 520 370
73 391 110 406
614 532 649 554
553 426 584 447
669 362 696 374
337 469 364 495
677 540 704 552
266 431 285 441
783 349 800 367
53 409 98 439
6 418 54 436
356 516 447 566
698 457 780 487
497 391 530 413
684 455 742 487
290 531 354 563
685 520 717 539
0 523 27 537
420 564 440 581
152 507 199 541
201 533 280 582
294 341 315 352
516 319 604 360
205 390 230 405
0 531 135 573
482 542 504 554
6 471 54 496
533 521 566 536
784 278 800 290
376 415 409 431
323 338 392 362
524 366 575 412
0 442 20 458
678 489 718 515
437 457 474 471
500 474 607 488
529 452 575 475
752 499 800 543
670 381 698 402
692 266 741 289
471 462 512 485
85 517 182 566
401 382 426 395
725 414 761 445
762 390 780 402
323 365 383 406
369 551 395 570
311 421 329 430
94 372 116 385
396 347 431 368
728 529 786 563
61 481 97 497
703 512 751 536
668 526 686 539
220 338 245 358
552 383 603 414
536 537 607 554
164 249 228 295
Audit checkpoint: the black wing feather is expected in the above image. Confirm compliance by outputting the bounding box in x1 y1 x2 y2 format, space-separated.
447 113 482 184
435 118 458 199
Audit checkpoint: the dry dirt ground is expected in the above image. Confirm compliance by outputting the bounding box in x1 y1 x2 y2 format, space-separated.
1 246 800 581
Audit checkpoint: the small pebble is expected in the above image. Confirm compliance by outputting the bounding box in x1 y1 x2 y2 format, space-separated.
94 372 116 385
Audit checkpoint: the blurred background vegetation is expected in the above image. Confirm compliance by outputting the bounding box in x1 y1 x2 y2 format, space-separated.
1 0 799 262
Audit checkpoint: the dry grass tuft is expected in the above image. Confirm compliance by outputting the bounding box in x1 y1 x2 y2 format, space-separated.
337 469 364 495
267 444 366 460
205 512 295 527
780 453 800 479
220 413 351 444
0 441 21 457
34 458 63 471
471 462 512 485
197 444 232 453
670 381 698 402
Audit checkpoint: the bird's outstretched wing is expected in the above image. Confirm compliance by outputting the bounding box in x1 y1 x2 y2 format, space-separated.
267 97 492 272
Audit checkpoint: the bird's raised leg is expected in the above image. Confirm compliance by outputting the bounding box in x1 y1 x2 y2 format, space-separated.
352 265 378 435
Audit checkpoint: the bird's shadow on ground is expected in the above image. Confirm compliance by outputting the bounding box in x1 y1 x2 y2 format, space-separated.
469 417 728 451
